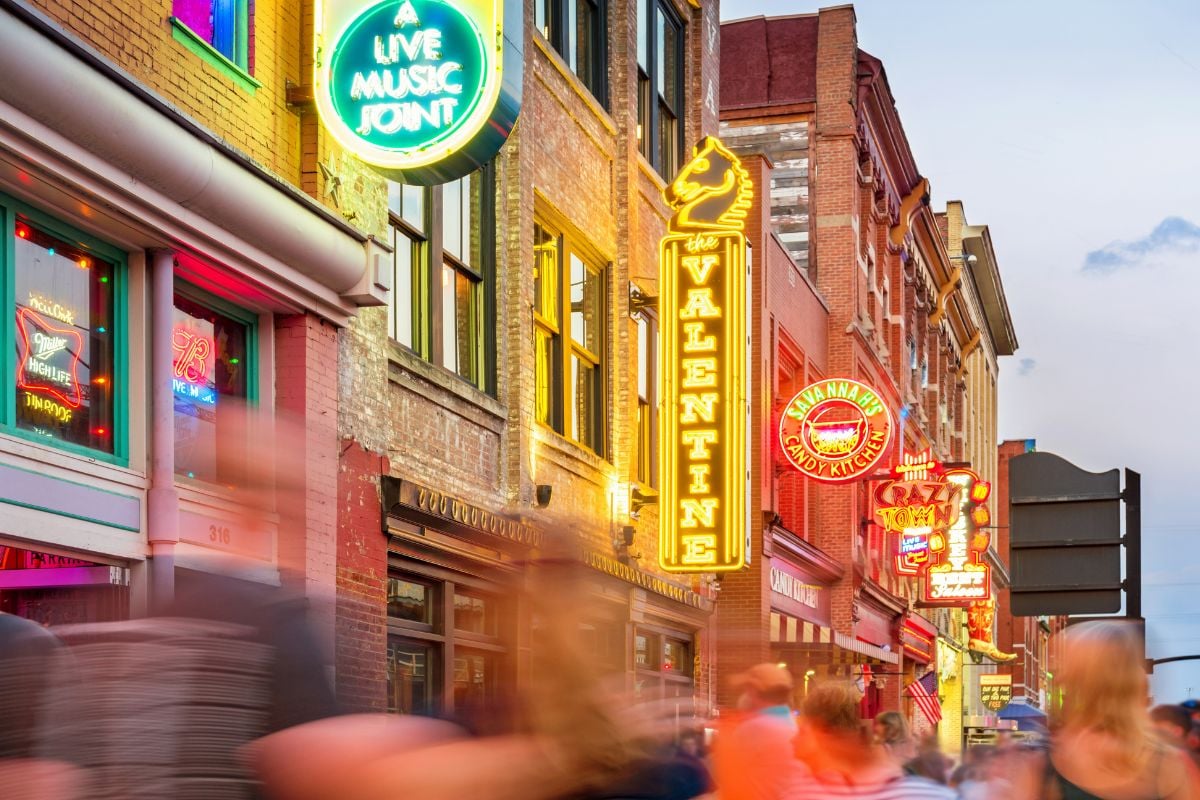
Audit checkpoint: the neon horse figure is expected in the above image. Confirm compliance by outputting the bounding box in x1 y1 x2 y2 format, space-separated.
664 136 753 232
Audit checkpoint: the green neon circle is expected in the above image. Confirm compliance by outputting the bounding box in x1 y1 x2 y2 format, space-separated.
328 0 487 155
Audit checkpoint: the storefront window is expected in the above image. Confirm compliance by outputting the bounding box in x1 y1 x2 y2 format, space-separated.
172 292 251 483
635 628 695 702
388 637 433 715
389 578 433 625
12 216 119 455
454 590 497 635
388 568 507 718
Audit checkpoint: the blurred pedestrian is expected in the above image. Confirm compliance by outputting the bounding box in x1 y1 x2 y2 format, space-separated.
786 682 955 798
1152 705 1194 749
711 663 803 800
875 711 917 766
1186 724 1200 771
906 747 952 785
0 612 81 800
998 620 1197 800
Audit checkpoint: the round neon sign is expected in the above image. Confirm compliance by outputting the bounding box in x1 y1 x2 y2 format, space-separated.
778 379 893 484
315 0 517 183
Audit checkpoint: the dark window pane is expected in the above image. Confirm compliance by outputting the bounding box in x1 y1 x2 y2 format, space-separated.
441 262 456 372
663 638 690 675
637 0 648 71
638 73 651 158
637 399 651 485
658 103 678 180
387 578 431 624
14 220 116 453
534 327 556 426
569 254 601 354
172 294 249 482
392 228 416 348
388 638 433 716
454 591 497 635
442 178 463 260
637 315 649 400
635 633 651 669
534 225 559 326
570 353 597 449
453 650 497 712
659 12 679 109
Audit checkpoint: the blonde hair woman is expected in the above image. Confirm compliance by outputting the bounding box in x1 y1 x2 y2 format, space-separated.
1003 620 1197 800
874 711 916 765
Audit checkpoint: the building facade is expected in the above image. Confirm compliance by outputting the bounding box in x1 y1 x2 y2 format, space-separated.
333 0 726 717
0 0 385 655
717 7 1019 742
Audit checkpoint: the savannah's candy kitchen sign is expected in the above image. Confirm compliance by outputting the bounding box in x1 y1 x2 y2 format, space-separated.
315 0 522 183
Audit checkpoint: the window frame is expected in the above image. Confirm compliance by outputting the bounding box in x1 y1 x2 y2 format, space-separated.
171 281 260 484
386 564 510 717
171 0 253 71
637 0 686 180
532 218 609 457
2 195 129 466
536 0 610 109
635 306 658 488
386 164 497 396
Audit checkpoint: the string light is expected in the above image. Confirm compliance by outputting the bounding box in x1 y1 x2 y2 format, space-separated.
78 258 90 269
94 377 108 386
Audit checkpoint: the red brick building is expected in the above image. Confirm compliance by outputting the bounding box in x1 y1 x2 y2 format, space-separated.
334 0 726 718
717 6 983 721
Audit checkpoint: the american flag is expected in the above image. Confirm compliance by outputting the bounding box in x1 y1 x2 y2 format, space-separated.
905 670 942 725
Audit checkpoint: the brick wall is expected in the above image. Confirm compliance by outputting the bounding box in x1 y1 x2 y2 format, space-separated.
275 313 340 656
335 439 388 712
31 0 305 187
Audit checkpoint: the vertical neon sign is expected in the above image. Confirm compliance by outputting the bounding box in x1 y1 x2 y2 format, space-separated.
659 137 752 573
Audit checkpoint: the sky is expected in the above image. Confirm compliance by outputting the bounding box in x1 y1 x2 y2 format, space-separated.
719 0 1200 701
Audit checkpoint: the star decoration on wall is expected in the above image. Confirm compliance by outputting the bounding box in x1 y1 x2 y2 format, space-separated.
318 158 343 209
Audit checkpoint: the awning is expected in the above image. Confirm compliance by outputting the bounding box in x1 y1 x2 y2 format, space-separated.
769 612 898 665
998 701 1048 731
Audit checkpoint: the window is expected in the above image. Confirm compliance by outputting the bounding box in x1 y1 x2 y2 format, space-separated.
172 0 254 70
637 0 685 179
536 0 608 107
532 219 607 456
387 164 495 394
11 217 120 455
9 207 123 460
387 570 507 718
173 290 253 483
634 628 694 704
636 309 658 487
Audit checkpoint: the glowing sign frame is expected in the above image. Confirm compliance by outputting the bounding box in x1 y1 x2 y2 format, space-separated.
872 449 963 576
314 0 522 184
778 379 893 484
922 468 992 606
16 307 83 409
659 137 752 574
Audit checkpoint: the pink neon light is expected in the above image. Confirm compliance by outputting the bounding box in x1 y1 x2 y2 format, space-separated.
16 307 84 408
172 326 213 384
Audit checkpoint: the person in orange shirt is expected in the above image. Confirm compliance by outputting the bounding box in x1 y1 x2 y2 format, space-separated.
711 664 804 800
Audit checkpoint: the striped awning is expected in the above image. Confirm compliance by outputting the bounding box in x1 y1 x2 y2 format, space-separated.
770 612 899 665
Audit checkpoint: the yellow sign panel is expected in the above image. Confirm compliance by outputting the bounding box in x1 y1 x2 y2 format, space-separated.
659 137 752 573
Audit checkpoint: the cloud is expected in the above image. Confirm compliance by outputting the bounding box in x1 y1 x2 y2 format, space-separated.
1017 358 1037 376
1083 216 1200 273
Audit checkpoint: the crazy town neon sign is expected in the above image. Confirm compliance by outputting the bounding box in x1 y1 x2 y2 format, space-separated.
872 449 962 576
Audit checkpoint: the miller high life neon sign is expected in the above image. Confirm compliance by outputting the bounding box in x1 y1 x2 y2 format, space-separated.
659 137 752 573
